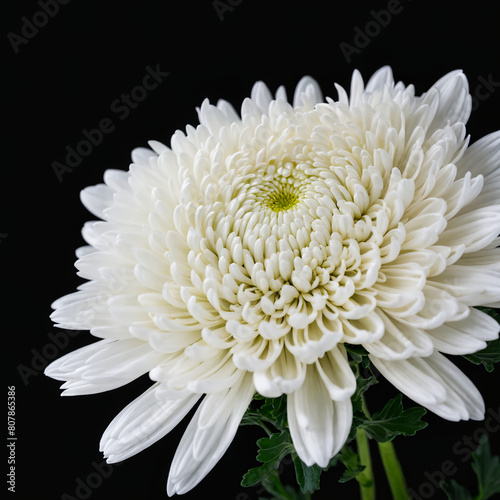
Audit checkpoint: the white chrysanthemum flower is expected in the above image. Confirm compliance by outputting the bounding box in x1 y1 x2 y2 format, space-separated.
46 66 500 495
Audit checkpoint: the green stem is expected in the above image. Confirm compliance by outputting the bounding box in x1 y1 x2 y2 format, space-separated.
356 427 375 500
377 440 408 500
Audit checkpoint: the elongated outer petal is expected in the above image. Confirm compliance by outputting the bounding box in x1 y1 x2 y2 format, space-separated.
131 147 157 166
167 373 255 496
455 131 500 213
44 339 165 395
370 351 485 421
426 307 499 355
425 70 471 137
100 383 201 463
80 184 114 220
365 65 394 93
287 364 352 467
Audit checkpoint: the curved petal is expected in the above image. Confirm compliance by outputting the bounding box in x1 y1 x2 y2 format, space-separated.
426 307 499 355
100 384 200 463
293 76 323 107
167 372 254 495
370 351 485 421
287 364 352 467
425 70 472 137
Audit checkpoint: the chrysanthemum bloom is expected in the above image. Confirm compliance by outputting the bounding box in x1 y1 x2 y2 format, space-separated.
46 67 500 495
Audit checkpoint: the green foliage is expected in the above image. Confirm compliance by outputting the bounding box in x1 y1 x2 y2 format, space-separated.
292 455 322 494
441 480 473 500
441 435 500 500
463 338 500 372
241 351 428 498
358 394 428 442
241 431 294 487
335 446 367 484
463 308 500 372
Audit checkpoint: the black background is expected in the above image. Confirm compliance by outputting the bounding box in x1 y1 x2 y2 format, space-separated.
2 0 500 499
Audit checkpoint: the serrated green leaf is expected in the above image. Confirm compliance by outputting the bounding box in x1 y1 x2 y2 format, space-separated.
241 431 295 487
441 479 473 500
471 434 500 499
352 375 378 410
260 395 288 430
463 338 500 372
336 446 367 484
292 454 322 494
360 394 427 442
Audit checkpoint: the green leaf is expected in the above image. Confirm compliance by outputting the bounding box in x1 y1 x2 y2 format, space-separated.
360 394 428 442
471 434 500 499
241 431 295 487
292 453 322 494
463 338 500 372
441 479 473 500
260 395 288 430
259 470 304 500
345 344 370 364
336 446 367 484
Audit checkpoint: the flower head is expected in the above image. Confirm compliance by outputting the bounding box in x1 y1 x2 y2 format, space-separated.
46 67 500 495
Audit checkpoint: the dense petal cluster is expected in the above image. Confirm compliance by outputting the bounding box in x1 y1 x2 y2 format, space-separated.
46 67 500 495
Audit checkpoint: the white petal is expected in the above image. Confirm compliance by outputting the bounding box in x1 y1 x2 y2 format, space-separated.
216 99 240 122
426 70 472 137
131 147 157 165
101 384 200 463
251 81 274 114
426 307 499 355
253 348 306 397
430 265 500 306
80 184 114 219
365 66 394 93
293 76 323 107
365 310 434 360
456 130 500 179
315 345 356 401
349 69 365 108
370 351 484 421
44 339 113 381
288 365 352 467
167 373 254 495
438 206 500 253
